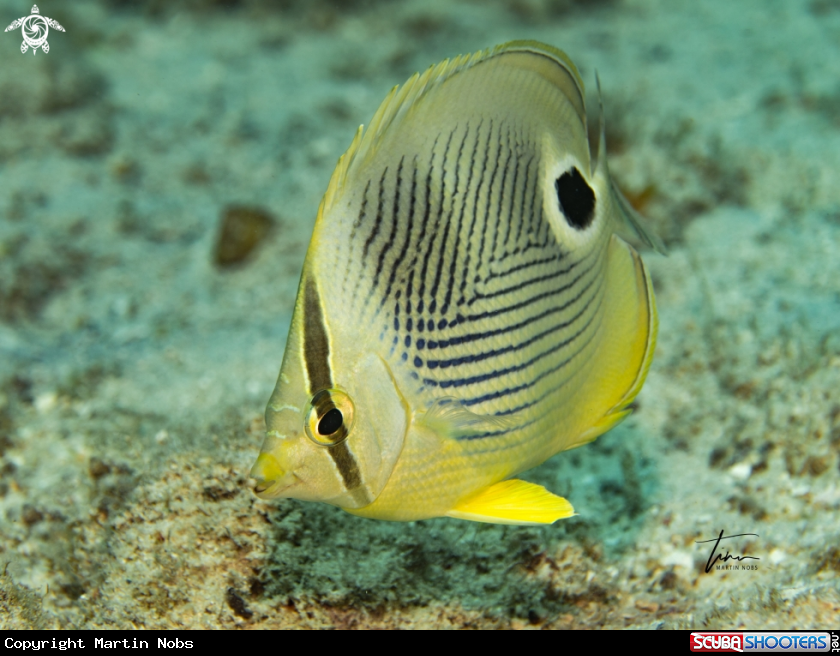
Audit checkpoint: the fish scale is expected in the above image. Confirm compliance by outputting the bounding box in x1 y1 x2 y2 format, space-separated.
341 120 602 416
250 41 662 525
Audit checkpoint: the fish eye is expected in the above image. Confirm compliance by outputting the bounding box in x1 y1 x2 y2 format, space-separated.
555 167 595 230
304 388 355 447
318 408 343 435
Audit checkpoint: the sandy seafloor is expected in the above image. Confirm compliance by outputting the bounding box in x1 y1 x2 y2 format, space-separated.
0 0 839 630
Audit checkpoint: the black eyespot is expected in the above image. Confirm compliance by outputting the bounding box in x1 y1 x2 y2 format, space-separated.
555 167 595 230
318 408 343 436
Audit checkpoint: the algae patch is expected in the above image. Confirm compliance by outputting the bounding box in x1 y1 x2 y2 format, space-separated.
214 206 276 268
0 569 57 630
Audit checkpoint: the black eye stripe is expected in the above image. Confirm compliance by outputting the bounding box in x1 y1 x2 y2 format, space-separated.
555 167 595 230
303 277 333 394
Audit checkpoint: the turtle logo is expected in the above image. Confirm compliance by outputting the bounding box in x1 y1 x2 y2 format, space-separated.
5 5 65 55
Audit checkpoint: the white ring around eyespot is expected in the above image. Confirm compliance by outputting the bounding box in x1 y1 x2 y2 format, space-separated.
540 138 603 252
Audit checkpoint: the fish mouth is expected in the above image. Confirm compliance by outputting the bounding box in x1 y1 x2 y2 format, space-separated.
251 474 301 499
252 478 288 498
249 452 294 499
252 478 276 495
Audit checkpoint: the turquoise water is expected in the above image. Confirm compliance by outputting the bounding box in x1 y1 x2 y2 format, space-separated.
1 0 838 628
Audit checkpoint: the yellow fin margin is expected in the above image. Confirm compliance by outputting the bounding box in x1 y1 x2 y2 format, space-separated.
611 249 658 413
571 243 658 449
446 479 575 526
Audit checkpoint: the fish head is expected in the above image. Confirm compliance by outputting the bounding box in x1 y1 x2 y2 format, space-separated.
250 277 409 509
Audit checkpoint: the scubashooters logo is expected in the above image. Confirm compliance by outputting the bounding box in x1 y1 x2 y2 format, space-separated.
4 5 64 54
690 632 834 653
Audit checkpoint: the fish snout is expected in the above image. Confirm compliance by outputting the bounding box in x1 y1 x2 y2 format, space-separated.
249 452 287 498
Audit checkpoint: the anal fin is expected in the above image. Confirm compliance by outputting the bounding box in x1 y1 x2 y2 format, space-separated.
446 479 575 526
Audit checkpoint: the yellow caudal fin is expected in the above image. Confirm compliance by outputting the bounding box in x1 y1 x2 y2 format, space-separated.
446 479 575 525
564 235 658 451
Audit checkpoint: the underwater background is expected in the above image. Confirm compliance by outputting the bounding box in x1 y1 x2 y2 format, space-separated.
1 0 839 629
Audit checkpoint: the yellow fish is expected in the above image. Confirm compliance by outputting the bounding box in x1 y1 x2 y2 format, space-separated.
250 41 662 525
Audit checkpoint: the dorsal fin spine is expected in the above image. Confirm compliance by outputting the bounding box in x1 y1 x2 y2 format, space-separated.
592 74 667 254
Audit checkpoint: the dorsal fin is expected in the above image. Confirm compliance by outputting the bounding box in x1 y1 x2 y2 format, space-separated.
592 73 667 254
319 40 587 216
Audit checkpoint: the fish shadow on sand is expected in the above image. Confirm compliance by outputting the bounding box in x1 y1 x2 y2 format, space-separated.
259 422 658 622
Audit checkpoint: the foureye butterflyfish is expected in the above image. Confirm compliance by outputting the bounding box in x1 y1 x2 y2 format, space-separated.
250 40 663 525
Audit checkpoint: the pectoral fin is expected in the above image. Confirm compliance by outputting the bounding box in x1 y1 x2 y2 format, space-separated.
446 479 575 525
417 396 515 441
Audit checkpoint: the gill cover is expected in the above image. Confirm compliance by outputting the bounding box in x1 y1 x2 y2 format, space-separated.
253 273 407 509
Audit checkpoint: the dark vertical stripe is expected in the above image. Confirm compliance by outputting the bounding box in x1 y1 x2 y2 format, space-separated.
362 167 389 263
501 130 520 254
490 125 513 261
432 125 469 315
475 120 500 283
512 130 528 246
406 141 436 324
457 118 486 305
303 277 332 393
349 180 372 242
443 123 475 315
371 156 405 296
380 156 417 307
342 180 371 295
304 280 368 501
476 121 503 285
418 129 455 314
523 155 538 238
328 441 364 492
515 154 535 247
538 202 550 246
428 127 459 312
397 143 436 328
532 172 545 245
